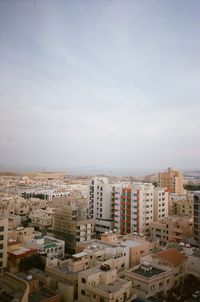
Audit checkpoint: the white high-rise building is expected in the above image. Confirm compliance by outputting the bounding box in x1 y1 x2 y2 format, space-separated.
153 187 169 221
89 177 115 235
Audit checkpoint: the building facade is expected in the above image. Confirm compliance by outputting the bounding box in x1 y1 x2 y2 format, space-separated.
158 167 184 194
0 217 8 270
114 183 158 235
89 177 115 235
53 201 94 253
194 192 200 247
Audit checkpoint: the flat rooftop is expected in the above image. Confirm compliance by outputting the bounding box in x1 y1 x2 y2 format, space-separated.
97 278 129 293
8 246 35 256
29 290 59 302
0 277 25 302
121 239 142 248
132 266 164 278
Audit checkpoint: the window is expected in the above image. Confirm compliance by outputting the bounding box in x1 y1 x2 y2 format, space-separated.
0 227 4 232
81 289 86 296
0 244 3 249
0 235 4 241
81 277 86 284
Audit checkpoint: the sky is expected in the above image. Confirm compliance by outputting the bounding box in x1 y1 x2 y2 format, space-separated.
0 0 200 173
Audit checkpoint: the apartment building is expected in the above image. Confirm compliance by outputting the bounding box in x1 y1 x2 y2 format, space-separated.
0 217 8 270
125 262 173 299
152 248 187 288
150 216 193 244
169 192 194 216
46 252 89 302
77 235 159 269
76 239 129 271
53 200 94 253
114 183 155 235
158 167 184 194
194 192 200 247
8 226 38 243
30 207 55 228
78 264 136 302
89 177 115 234
26 235 65 258
153 187 169 221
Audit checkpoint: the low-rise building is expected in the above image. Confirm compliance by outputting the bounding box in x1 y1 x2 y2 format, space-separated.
8 226 38 243
7 243 37 273
0 272 29 302
30 208 55 228
125 262 173 299
26 236 65 258
152 248 187 288
78 264 136 302
76 239 129 271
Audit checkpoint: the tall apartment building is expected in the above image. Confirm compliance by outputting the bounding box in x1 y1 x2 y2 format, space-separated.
158 167 184 194
194 192 200 247
0 217 8 270
114 183 169 236
153 187 169 221
89 177 115 235
53 200 94 253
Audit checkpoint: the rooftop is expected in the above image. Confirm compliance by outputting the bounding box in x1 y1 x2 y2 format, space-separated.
155 248 187 266
29 290 59 302
120 239 142 248
0 275 26 302
97 278 129 293
132 266 165 278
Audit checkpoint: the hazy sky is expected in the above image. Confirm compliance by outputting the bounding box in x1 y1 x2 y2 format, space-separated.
0 0 200 172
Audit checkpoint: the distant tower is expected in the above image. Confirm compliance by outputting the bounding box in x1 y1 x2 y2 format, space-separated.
158 167 184 194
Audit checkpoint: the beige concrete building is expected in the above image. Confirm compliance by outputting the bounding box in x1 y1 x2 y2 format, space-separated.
125 262 173 299
76 239 129 271
26 236 65 258
46 252 90 302
78 264 136 302
53 198 94 253
0 217 8 270
8 226 38 244
158 167 184 194
77 235 159 269
169 192 193 216
30 208 55 227
151 248 187 288
17 271 61 302
0 272 29 302
150 216 193 244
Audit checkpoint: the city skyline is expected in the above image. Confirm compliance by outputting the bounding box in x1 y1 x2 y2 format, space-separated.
1 0 200 171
